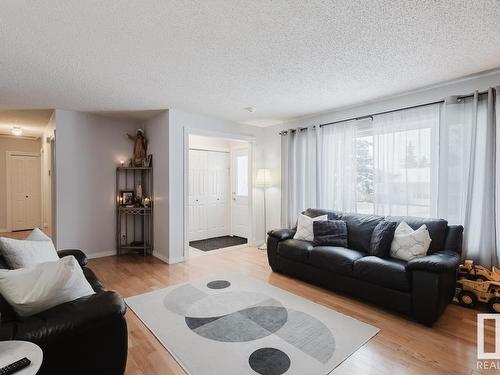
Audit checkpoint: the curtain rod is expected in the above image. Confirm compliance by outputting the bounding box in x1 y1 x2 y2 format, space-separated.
278 90 488 135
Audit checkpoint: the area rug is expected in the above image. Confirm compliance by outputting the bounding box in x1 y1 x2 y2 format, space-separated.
126 273 379 375
189 236 247 251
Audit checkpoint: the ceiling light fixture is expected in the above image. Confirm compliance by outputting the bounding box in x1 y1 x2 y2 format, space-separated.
11 126 23 136
243 106 256 113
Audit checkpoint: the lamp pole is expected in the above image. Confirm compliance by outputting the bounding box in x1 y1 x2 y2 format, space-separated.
258 186 267 250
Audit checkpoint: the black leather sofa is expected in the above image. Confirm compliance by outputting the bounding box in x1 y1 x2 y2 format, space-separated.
267 209 463 325
0 250 128 375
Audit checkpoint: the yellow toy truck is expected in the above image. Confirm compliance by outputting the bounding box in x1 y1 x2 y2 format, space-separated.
456 259 500 313
456 278 500 312
457 260 500 282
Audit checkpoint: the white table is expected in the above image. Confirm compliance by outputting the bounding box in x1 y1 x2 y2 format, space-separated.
0 341 42 375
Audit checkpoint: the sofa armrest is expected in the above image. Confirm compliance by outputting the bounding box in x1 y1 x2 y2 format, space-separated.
4 291 125 343
267 229 296 241
405 250 461 273
58 249 88 267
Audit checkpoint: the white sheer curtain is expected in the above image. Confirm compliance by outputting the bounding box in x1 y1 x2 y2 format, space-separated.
372 104 440 217
281 127 319 227
318 120 359 212
439 89 499 266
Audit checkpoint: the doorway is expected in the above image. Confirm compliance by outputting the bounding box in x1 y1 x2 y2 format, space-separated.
0 110 55 240
186 134 251 256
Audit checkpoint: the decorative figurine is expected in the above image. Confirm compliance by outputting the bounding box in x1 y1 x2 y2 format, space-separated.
127 129 148 167
455 260 500 312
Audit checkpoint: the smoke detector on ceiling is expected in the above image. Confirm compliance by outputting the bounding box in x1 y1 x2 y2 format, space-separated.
243 106 256 113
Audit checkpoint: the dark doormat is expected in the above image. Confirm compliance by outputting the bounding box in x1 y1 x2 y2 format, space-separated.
189 236 247 251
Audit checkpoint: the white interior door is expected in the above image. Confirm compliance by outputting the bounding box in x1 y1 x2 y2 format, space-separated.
10 154 41 231
189 149 230 241
188 150 208 241
206 151 230 238
231 148 249 238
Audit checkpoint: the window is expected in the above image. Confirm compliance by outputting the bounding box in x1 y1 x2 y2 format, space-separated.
354 134 374 214
236 155 248 196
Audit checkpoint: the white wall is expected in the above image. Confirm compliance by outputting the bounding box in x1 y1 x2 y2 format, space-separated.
55 110 141 257
261 70 500 231
41 111 55 236
189 134 232 152
144 110 170 262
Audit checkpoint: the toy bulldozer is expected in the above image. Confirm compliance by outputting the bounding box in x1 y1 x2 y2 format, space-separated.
456 260 500 313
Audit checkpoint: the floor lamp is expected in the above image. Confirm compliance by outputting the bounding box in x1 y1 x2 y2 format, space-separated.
255 168 272 250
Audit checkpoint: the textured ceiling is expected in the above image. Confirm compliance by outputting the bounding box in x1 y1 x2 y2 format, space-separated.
0 110 52 136
1 1 500 126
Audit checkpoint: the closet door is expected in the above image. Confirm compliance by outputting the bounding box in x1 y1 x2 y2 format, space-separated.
218 152 230 236
207 151 229 238
206 152 229 238
188 150 208 241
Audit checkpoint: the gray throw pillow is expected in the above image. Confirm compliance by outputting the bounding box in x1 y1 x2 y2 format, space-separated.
313 220 348 247
370 221 397 257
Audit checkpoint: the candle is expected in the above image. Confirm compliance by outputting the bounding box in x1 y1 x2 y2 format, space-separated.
144 197 151 207
119 160 125 167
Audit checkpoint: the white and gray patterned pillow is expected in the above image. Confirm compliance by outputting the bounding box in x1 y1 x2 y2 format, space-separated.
390 221 431 261
0 229 58 269
26 227 52 242
293 214 328 242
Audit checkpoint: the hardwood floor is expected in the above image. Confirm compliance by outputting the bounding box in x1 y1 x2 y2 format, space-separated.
0 230 32 240
87 247 494 375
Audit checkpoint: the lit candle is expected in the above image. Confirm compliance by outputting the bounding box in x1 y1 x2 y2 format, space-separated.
119 160 125 167
144 197 151 207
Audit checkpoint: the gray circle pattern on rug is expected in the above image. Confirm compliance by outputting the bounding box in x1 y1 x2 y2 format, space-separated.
248 348 291 375
185 304 288 342
206 280 231 289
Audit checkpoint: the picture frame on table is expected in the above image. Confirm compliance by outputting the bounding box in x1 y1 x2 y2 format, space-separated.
120 190 135 206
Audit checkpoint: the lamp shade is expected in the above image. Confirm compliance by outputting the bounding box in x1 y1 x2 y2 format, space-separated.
255 168 272 187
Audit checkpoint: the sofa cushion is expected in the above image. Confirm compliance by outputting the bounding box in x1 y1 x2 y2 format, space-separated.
370 220 397 257
313 220 348 247
294 214 328 241
277 239 313 263
340 213 385 253
303 208 343 220
385 216 448 253
353 256 411 292
309 246 366 276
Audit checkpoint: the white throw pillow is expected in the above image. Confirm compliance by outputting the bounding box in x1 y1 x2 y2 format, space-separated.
0 235 58 269
0 256 95 317
390 221 432 261
26 227 52 242
293 214 328 242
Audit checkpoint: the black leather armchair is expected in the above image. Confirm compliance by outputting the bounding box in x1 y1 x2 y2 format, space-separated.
0 250 128 375
267 210 463 326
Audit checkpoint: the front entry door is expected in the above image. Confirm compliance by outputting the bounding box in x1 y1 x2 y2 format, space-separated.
231 148 249 238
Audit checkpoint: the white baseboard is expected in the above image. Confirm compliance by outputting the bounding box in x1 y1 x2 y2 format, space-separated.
153 251 184 264
152 251 169 263
86 250 116 259
167 255 185 264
